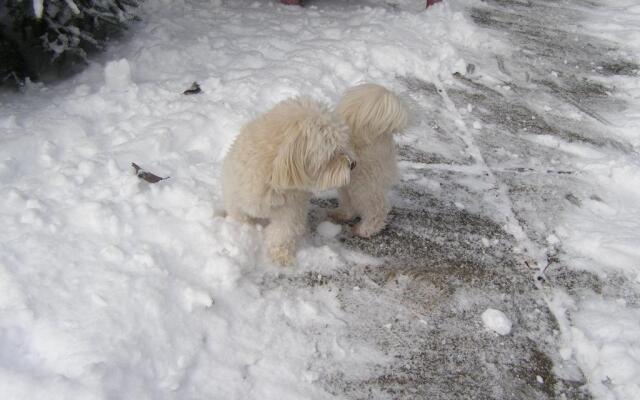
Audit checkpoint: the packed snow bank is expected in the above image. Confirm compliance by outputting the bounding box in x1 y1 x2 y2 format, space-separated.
556 0 640 282
550 292 640 400
556 154 640 282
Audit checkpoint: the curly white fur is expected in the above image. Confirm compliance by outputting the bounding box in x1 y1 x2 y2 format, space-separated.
222 96 354 265
332 83 408 237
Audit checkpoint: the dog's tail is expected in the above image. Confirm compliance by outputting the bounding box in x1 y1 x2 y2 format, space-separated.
337 83 408 145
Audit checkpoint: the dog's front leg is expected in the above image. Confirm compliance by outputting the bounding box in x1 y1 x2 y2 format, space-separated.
351 190 391 238
328 187 356 222
265 200 308 266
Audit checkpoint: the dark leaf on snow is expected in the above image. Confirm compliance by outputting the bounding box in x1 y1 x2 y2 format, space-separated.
131 163 169 183
183 81 203 95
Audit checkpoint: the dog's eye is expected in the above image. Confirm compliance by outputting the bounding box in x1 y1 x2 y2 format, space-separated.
350 160 357 170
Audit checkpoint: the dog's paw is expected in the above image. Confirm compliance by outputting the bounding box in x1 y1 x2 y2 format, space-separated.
328 210 354 222
268 245 295 266
352 222 384 238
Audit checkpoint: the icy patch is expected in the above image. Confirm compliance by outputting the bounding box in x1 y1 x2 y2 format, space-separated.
524 134 605 159
481 308 512 336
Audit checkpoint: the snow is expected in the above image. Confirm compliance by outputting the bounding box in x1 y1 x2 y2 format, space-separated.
64 0 81 16
555 155 640 280
32 0 44 19
481 308 512 336
317 221 342 238
2 0 640 399
549 292 640 400
104 59 133 92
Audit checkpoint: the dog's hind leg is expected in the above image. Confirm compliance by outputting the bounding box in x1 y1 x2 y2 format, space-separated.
328 187 357 222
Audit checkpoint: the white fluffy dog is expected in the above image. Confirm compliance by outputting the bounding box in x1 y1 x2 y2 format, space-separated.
222 96 355 265
330 83 408 237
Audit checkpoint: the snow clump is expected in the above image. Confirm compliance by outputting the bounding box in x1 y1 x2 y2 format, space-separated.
481 308 512 335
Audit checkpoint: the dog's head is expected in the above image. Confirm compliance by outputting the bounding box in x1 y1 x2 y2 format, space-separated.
270 97 355 192
338 83 408 147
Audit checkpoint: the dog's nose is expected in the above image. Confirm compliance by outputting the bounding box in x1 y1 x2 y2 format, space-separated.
350 160 357 170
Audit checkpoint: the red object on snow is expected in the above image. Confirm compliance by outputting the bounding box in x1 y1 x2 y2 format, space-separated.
281 0 441 7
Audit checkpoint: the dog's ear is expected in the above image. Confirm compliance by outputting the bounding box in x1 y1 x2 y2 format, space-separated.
315 154 351 191
271 131 311 190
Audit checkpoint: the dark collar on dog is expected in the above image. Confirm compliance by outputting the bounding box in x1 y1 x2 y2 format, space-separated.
346 155 357 170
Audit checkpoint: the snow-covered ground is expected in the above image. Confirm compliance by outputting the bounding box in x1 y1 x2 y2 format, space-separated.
1 0 639 399
546 2 640 398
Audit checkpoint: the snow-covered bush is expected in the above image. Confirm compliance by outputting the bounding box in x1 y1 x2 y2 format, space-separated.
0 0 140 86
